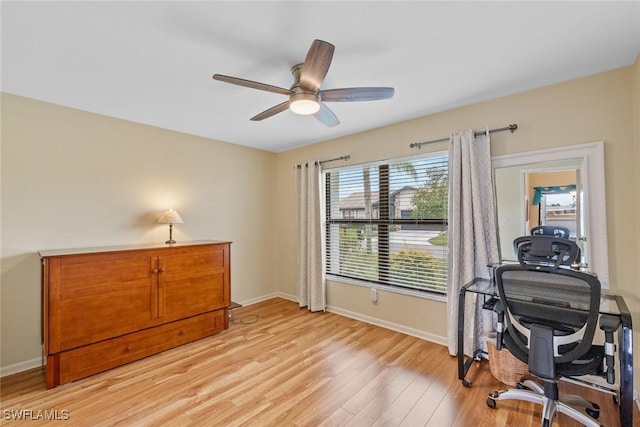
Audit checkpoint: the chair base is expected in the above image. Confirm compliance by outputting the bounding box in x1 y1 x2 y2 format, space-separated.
487 379 602 427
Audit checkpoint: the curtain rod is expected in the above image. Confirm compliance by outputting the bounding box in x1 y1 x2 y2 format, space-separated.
295 155 351 169
319 155 351 165
409 124 518 149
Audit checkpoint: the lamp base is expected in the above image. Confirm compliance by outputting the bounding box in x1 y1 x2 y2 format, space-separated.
165 223 176 245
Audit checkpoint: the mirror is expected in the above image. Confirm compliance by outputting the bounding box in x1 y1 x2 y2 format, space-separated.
492 142 609 287
495 160 582 260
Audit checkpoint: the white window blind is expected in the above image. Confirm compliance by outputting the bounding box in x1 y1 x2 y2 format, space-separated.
325 154 449 294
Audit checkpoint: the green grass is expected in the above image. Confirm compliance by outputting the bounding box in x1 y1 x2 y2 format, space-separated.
429 232 448 246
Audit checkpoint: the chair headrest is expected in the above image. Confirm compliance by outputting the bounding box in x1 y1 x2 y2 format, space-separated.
530 225 570 239
513 235 580 271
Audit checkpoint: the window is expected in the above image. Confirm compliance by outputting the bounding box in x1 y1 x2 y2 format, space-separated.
540 193 577 238
324 153 449 295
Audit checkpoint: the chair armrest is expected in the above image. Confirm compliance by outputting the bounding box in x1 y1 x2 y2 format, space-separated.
493 301 504 350
599 314 621 384
599 314 621 333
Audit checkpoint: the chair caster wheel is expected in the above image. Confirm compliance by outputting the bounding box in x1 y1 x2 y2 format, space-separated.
486 397 496 409
586 403 600 419
462 379 472 387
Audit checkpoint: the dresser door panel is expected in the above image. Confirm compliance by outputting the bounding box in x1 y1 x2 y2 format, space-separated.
54 253 156 351
160 246 228 321
162 247 225 272
161 271 226 321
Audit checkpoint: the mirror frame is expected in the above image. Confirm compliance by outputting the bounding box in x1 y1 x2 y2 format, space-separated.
492 141 609 287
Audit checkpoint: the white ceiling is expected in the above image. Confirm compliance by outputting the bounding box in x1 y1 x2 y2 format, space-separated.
2 2 639 153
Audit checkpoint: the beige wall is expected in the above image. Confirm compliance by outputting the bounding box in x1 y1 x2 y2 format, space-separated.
1 94 278 370
275 65 640 392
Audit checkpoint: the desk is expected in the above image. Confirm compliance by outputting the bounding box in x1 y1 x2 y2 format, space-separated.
458 277 633 426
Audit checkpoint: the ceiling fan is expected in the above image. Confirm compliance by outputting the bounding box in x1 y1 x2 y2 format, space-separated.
212 39 394 127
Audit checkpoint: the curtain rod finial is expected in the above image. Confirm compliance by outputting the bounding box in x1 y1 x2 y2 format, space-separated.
509 124 518 132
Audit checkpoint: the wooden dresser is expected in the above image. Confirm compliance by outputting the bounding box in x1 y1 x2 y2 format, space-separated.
40 240 231 388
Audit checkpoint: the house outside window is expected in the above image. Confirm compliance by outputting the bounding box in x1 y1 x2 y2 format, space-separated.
325 153 449 295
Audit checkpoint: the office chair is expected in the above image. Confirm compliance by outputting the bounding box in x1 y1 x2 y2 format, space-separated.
531 225 571 239
487 241 619 427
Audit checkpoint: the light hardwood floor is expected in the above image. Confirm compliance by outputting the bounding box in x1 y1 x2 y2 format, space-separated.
1 298 636 426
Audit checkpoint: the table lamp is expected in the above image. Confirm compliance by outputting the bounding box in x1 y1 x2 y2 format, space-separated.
157 209 183 244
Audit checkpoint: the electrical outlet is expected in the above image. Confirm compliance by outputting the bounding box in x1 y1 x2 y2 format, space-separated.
370 287 378 303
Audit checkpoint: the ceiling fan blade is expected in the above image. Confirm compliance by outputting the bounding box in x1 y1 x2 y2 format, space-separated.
320 87 395 102
213 74 292 96
314 102 340 127
250 101 290 121
300 40 335 92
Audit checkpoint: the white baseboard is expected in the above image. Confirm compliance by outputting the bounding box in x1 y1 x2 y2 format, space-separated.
239 293 447 345
235 291 297 307
235 294 448 346
325 304 448 347
1 357 43 378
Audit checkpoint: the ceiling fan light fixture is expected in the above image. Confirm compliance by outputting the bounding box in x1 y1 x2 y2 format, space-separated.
289 93 320 115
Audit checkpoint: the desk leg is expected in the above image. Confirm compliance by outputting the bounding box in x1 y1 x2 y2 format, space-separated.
458 288 466 384
458 287 474 387
615 295 633 426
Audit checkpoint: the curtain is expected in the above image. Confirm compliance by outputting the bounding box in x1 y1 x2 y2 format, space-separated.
447 129 500 356
295 161 326 312
532 185 576 205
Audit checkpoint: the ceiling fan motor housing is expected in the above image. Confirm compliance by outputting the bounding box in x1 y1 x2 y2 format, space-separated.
288 64 320 115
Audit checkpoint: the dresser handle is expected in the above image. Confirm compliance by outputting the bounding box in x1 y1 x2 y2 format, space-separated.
125 345 132 352
179 329 185 336
152 268 159 274
159 268 165 273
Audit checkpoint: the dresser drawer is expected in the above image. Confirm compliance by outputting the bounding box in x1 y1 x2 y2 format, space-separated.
58 309 226 384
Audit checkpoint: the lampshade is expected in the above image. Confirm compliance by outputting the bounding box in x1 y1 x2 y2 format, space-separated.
157 209 183 224
289 93 320 115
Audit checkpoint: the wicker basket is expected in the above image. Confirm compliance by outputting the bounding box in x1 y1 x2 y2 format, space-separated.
486 337 530 386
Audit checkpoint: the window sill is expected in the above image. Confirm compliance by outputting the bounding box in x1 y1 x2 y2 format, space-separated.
325 274 447 303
